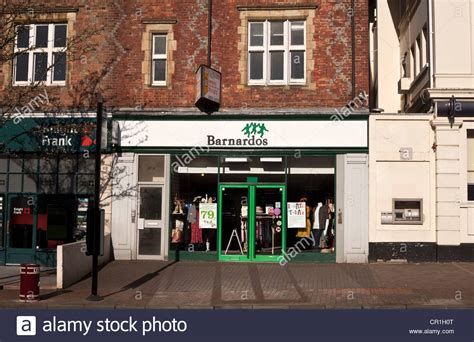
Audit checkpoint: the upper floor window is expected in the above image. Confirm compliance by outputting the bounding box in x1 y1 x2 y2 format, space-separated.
151 34 167 86
248 20 305 85
13 23 67 86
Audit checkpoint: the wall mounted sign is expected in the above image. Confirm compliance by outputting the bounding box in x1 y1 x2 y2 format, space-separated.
195 65 221 112
0 118 96 153
0 117 110 153
119 120 368 148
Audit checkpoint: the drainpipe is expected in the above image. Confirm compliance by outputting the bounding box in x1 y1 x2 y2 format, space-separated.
351 0 356 99
208 0 212 67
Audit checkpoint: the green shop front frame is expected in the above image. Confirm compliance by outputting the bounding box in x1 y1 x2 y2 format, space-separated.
218 183 286 262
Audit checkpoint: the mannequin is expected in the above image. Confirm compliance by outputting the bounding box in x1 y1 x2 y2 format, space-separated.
190 197 203 244
313 202 328 249
312 202 323 229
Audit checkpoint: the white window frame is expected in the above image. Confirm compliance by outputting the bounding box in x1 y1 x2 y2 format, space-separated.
248 20 306 86
13 23 67 86
288 21 306 84
151 33 167 86
248 22 266 85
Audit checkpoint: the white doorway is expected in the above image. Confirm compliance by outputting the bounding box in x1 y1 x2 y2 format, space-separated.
137 185 166 260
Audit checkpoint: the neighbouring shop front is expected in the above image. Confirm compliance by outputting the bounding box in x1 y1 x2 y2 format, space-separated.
0 117 99 266
111 115 370 263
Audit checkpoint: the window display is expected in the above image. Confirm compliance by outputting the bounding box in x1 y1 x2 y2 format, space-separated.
170 156 219 253
170 155 336 259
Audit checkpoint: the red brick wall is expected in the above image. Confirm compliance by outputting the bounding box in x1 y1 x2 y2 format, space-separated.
2 0 369 111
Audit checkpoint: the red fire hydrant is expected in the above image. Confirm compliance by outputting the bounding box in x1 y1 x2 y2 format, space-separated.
19 263 40 302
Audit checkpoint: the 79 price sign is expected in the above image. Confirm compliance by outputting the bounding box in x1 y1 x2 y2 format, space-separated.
199 203 217 229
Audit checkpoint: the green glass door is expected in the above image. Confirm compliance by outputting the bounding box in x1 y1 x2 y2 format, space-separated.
252 185 286 262
218 183 286 262
5 194 37 264
219 185 250 261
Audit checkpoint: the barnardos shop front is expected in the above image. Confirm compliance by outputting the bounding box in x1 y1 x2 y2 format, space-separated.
111 115 369 263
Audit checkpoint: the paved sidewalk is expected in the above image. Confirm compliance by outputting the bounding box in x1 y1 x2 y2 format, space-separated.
0 266 56 290
0 261 473 309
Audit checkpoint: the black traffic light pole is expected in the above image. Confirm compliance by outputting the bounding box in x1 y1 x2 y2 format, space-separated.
87 97 104 301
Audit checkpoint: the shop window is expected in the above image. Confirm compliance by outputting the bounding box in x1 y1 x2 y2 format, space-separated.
468 130 474 201
37 195 76 249
23 174 38 192
58 175 74 193
0 195 4 248
0 158 7 172
248 20 306 85
40 157 58 173
59 157 76 173
78 158 95 173
8 174 22 193
9 197 34 248
77 175 94 194
287 157 335 253
9 158 23 173
39 174 56 194
151 34 167 86
138 155 165 182
170 156 219 253
23 158 38 173
13 23 67 85
0 175 6 192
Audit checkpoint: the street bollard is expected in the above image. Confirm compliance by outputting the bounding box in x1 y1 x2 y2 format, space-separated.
19 263 40 302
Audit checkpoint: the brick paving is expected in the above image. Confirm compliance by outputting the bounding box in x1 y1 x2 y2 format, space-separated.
0 261 473 309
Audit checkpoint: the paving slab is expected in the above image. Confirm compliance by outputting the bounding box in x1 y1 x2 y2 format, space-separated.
1 260 473 309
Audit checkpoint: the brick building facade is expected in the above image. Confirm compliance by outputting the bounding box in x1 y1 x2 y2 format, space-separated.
1 1 371 266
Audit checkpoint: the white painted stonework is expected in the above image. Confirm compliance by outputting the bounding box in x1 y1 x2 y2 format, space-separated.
369 115 437 243
431 118 474 245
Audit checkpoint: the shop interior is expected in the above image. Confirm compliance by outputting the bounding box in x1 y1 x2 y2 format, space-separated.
170 156 336 258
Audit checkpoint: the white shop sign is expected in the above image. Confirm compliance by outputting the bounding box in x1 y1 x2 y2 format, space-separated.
287 202 306 228
118 120 367 148
199 203 217 229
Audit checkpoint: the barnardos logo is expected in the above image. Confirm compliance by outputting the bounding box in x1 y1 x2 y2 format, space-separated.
207 122 269 146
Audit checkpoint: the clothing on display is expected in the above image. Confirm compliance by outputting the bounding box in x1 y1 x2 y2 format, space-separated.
190 209 203 244
312 203 323 229
187 204 197 224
